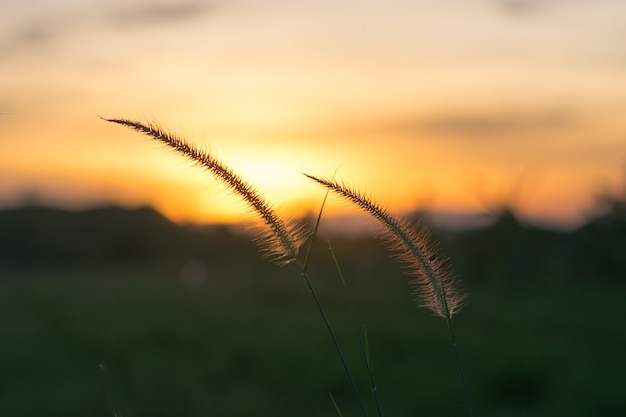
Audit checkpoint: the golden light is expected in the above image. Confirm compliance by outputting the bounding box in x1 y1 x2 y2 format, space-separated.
2 1 625 230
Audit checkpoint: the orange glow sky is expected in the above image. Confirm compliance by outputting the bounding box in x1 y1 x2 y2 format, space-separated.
1 0 626 228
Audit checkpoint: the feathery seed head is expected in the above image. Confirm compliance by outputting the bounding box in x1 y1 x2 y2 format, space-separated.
304 173 466 319
104 117 305 265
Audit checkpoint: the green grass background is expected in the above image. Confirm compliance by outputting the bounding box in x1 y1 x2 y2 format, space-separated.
1 261 624 417
1 205 625 416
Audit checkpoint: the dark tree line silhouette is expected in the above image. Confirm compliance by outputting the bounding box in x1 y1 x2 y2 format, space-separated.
0 200 624 285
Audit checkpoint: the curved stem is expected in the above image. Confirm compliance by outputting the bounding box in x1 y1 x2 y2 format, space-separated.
295 259 370 417
446 318 475 417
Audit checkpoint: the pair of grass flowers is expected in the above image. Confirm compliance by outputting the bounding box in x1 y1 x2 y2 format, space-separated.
103 117 474 417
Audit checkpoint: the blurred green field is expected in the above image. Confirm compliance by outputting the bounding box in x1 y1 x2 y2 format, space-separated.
1 259 624 417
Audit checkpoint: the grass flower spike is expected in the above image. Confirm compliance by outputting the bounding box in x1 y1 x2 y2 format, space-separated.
303 174 466 319
104 117 372 415
304 174 474 416
102 117 305 265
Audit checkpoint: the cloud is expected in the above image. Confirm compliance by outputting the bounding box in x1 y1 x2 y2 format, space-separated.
495 0 541 16
11 25 52 46
494 0 624 17
106 1 212 27
398 110 574 138
0 22 56 59
0 1 212 59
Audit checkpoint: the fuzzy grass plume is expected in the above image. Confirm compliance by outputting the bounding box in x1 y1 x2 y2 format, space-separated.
104 117 372 415
102 117 306 265
303 174 466 320
304 174 474 416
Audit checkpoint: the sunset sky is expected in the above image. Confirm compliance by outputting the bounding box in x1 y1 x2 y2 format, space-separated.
1 0 625 228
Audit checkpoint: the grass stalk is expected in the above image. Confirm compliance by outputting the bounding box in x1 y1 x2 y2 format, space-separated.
97 363 120 417
304 174 474 416
328 241 384 417
302 187 330 273
329 392 346 417
104 117 369 416
294 257 370 417
447 318 475 417
102 117 304 265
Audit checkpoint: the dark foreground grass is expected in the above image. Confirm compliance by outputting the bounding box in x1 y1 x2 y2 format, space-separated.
1 262 625 417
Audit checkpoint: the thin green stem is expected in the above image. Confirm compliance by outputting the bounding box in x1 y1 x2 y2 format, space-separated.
328 241 384 417
329 392 346 417
300 184 370 416
106 118 367 415
303 167 339 272
302 189 330 273
445 318 475 417
97 363 120 417
295 259 370 417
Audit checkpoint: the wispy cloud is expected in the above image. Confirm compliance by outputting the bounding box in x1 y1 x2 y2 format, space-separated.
0 1 213 60
9 25 52 47
495 0 542 16
494 0 626 17
397 110 574 138
106 1 212 27
0 21 56 59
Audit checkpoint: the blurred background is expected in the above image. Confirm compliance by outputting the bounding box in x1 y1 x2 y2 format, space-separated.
1 0 625 416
